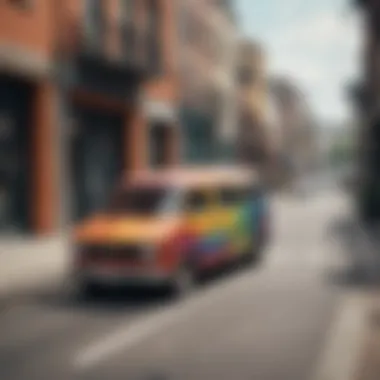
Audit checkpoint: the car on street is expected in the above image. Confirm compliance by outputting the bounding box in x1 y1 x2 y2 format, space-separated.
72 166 270 297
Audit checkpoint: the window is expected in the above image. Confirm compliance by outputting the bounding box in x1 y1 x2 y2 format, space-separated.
220 187 244 206
120 0 136 57
108 185 170 215
9 0 32 9
84 0 105 50
238 67 256 86
220 185 261 206
251 186 263 200
149 123 170 168
184 190 209 212
120 0 134 21
146 0 162 74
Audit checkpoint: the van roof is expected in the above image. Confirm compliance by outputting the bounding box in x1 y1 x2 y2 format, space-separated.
124 165 259 189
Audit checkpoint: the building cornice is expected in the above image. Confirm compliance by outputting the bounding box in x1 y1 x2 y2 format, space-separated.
0 42 52 80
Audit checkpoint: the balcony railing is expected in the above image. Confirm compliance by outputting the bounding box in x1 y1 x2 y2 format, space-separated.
59 12 149 78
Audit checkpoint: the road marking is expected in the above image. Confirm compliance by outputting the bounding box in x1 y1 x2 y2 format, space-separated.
74 306 183 370
74 269 258 371
310 292 372 380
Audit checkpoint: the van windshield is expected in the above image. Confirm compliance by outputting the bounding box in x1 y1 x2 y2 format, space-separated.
108 185 171 215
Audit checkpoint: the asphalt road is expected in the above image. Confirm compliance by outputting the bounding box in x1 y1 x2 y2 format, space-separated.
0 190 350 380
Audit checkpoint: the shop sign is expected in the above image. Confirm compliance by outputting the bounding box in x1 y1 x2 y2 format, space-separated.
143 99 178 123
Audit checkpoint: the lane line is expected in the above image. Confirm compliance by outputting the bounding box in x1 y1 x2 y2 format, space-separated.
74 269 258 371
74 306 183 370
310 292 372 380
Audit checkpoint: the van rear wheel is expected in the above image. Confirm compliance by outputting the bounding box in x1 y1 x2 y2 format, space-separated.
243 238 263 266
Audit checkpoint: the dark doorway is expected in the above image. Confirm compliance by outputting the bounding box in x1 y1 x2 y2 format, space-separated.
149 123 171 168
70 106 124 221
0 75 33 234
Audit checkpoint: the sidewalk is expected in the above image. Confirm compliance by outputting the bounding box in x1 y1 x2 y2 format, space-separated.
313 220 380 380
344 223 380 380
0 234 70 301
350 224 380 380
355 295 380 380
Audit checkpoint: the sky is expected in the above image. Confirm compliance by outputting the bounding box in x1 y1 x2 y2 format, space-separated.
236 0 362 124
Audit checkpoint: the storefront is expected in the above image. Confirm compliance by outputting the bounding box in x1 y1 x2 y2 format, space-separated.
69 105 124 222
63 40 150 222
0 76 33 234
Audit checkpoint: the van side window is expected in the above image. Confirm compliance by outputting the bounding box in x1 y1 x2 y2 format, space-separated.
250 185 263 201
220 184 261 206
185 190 208 212
220 187 244 206
242 182 262 199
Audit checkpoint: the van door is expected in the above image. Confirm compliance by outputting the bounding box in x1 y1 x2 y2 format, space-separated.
183 188 225 269
217 186 254 258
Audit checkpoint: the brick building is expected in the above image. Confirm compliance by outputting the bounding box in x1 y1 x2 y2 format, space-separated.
143 0 180 169
0 0 180 235
178 0 239 163
0 0 56 235
236 40 270 165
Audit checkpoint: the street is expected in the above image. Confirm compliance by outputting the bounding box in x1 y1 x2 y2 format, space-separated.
0 188 352 380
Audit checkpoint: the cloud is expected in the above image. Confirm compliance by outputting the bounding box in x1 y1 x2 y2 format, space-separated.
267 9 360 120
269 55 324 87
237 0 361 121
286 13 350 45
270 10 360 54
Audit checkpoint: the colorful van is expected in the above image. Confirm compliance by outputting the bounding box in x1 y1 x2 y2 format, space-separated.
73 166 270 295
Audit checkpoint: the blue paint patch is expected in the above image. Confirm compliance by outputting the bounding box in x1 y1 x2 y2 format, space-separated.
196 232 229 258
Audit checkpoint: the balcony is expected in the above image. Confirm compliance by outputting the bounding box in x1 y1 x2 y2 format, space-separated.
79 17 150 76
58 12 151 99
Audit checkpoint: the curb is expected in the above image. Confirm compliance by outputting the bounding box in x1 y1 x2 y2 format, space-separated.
0 269 69 312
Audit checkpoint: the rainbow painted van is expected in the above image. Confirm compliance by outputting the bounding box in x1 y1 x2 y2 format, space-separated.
73 166 270 295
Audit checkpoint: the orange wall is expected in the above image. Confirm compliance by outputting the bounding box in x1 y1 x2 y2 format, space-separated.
32 82 57 234
57 0 147 62
0 0 55 58
127 108 148 171
143 0 180 167
57 0 179 104
0 0 179 234
145 0 179 103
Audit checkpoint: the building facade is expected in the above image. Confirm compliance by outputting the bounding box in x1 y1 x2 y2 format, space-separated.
351 0 380 222
269 77 318 181
179 0 239 163
0 0 57 234
0 0 180 236
236 40 270 166
143 0 181 169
